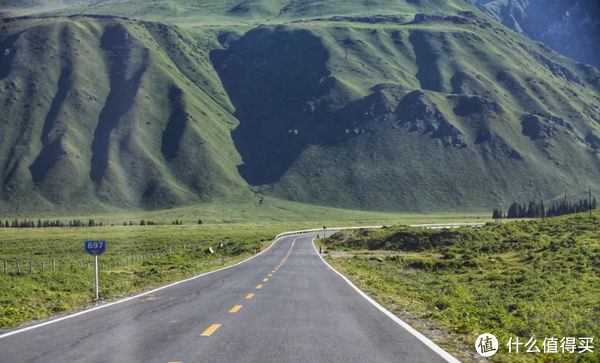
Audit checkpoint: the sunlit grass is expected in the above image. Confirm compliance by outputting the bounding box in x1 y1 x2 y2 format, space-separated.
323 211 600 362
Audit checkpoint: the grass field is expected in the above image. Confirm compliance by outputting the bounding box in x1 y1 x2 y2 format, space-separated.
0 195 491 223
321 212 600 362
0 205 489 332
0 223 283 330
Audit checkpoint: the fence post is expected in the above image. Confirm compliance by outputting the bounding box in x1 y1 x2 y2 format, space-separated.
88 262 90 269
29 261 32 273
52 259 55 271
42 261 44 271
3 259 6 273
16 262 20 274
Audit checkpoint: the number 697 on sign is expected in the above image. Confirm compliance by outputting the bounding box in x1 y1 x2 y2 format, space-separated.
84 240 106 256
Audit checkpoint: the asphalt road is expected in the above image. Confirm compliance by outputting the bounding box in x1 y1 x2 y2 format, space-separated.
0 234 457 363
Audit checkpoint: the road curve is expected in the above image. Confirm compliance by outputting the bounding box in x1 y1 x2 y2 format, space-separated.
0 234 457 362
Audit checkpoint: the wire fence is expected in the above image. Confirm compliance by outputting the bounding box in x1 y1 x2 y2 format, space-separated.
1 242 222 275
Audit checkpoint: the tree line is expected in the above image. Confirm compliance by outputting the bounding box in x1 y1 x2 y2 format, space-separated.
0 219 103 228
493 196 597 219
0 219 203 228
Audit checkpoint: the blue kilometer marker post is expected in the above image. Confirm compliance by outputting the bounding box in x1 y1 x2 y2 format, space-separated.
84 240 106 300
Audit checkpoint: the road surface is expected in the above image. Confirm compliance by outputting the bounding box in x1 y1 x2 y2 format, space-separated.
0 234 457 362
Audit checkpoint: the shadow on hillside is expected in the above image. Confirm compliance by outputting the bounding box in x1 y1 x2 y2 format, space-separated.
409 30 443 92
30 26 74 184
90 24 149 183
210 28 332 185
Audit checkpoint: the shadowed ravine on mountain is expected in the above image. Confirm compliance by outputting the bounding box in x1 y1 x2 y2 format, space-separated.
161 86 188 159
29 26 74 184
90 23 149 183
210 28 333 185
409 30 444 93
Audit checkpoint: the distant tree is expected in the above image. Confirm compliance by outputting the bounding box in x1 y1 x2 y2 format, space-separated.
507 203 517 218
501 192 597 220
492 209 502 219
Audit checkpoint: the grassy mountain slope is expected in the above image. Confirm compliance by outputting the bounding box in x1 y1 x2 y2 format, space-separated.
209 13 600 210
0 16 248 213
1 0 600 213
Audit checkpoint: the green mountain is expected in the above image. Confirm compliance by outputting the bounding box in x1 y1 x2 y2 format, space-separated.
1 0 600 213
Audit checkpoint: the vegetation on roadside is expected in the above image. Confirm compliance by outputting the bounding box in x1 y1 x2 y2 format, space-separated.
0 223 282 330
0 205 488 332
322 212 600 362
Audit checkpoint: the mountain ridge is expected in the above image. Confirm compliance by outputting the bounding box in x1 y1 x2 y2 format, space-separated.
0 1 599 213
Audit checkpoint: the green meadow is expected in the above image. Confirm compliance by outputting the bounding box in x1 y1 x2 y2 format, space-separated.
0 200 488 331
0 223 275 330
321 212 600 362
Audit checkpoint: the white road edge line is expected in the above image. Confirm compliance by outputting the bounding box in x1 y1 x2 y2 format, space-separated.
310 236 461 363
0 235 290 340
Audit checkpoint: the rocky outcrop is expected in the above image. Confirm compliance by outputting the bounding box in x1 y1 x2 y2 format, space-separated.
453 95 504 117
396 91 467 148
476 129 523 160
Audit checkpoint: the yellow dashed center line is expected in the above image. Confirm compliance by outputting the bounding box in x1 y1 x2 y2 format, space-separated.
198 239 299 342
229 305 242 313
268 240 295 282
200 324 221 336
